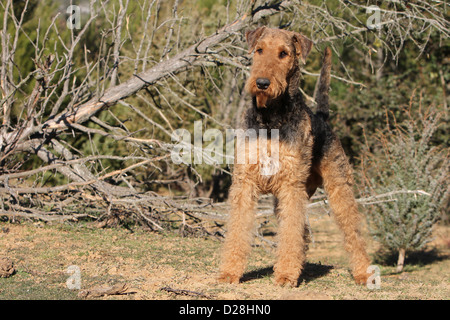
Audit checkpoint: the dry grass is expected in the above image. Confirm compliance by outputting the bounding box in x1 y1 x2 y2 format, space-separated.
0 213 448 300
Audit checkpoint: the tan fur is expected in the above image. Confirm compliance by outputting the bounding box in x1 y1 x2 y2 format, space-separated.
219 28 370 287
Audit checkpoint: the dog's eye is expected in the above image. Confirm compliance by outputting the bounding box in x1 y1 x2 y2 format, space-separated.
279 51 288 59
256 48 263 54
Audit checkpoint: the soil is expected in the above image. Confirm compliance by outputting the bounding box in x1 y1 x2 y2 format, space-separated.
0 213 449 300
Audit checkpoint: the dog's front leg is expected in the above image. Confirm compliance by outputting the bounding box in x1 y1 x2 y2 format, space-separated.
218 172 258 284
273 184 308 287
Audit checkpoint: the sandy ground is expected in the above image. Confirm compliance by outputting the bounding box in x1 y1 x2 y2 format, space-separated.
0 213 449 300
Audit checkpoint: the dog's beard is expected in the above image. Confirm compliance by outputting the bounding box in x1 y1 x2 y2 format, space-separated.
246 78 286 108
255 92 269 108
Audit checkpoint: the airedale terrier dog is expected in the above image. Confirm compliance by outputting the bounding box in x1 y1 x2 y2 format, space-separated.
218 27 371 287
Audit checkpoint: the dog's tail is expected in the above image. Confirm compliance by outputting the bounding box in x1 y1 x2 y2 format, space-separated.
314 47 332 121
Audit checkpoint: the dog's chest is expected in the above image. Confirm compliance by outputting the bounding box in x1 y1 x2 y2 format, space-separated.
234 136 311 194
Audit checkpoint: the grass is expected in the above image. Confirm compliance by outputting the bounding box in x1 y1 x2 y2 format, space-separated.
0 214 449 300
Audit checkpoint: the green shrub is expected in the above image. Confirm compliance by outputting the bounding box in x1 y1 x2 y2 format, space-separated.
360 92 449 271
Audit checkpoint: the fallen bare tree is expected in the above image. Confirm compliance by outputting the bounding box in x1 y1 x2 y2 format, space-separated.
0 0 448 236
0 0 300 230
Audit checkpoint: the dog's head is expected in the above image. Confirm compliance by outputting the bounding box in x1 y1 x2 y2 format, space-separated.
245 27 313 108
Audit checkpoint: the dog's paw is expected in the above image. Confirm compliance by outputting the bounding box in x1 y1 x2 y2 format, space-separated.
273 273 298 287
218 272 241 284
353 273 369 285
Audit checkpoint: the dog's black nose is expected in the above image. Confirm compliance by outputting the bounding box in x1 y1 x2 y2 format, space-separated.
256 78 271 90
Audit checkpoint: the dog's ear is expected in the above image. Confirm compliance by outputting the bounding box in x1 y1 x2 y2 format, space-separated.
292 33 313 64
246 27 266 54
